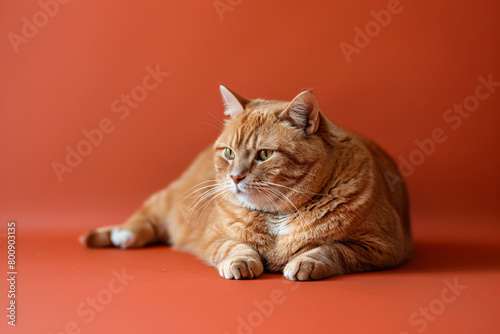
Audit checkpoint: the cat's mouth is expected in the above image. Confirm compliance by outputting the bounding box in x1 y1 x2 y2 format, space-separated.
229 181 252 199
229 182 296 214
231 183 247 196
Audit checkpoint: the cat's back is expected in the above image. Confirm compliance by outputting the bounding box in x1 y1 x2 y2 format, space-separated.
353 132 411 236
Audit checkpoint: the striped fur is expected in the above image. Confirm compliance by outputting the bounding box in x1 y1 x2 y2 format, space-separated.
81 88 412 281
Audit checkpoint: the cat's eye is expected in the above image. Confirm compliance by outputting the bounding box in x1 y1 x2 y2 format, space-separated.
257 150 273 161
224 148 235 160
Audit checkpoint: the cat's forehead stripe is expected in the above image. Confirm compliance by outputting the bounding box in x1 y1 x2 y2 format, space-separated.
233 127 262 152
232 111 272 150
247 132 257 149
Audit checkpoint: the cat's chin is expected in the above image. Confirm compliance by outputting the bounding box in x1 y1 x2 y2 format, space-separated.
231 191 280 214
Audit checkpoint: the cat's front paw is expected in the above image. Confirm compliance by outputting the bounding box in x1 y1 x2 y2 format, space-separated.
218 257 264 280
284 256 335 281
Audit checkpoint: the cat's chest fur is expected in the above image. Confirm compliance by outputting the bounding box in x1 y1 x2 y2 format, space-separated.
225 210 330 272
267 214 290 236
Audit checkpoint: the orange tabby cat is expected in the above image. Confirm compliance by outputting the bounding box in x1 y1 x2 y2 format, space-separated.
81 86 412 281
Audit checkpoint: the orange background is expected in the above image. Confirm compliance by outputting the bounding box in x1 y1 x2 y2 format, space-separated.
1 0 499 228
1 0 499 333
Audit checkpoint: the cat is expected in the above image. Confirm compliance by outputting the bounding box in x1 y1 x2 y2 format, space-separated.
81 86 413 281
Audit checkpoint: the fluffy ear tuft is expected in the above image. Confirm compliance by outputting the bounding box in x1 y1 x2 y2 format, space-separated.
219 85 249 118
280 91 320 136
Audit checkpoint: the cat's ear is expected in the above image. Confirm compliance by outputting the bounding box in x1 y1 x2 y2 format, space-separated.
219 85 249 118
280 91 320 136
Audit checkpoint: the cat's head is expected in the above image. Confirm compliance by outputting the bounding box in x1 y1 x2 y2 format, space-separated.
214 86 331 213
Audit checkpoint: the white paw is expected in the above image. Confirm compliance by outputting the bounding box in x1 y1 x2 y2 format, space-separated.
284 256 335 281
218 257 264 280
110 229 136 249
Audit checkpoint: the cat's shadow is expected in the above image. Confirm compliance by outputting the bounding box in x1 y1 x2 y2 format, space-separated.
142 239 500 279
393 240 500 273
274 240 499 281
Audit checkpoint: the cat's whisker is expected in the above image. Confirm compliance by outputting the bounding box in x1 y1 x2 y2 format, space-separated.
192 189 231 228
261 189 281 214
185 184 223 208
266 190 298 223
192 182 230 210
265 187 296 212
261 181 327 197
182 184 225 203
188 185 226 211
264 185 313 235
254 187 279 213
207 190 231 222
186 189 222 226
180 180 221 202
202 121 225 131
182 182 227 216
210 190 232 216
201 107 225 130
262 184 322 235
185 185 227 221
254 185 286 214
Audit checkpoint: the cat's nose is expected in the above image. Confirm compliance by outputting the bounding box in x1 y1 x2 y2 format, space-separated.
230 174 246 184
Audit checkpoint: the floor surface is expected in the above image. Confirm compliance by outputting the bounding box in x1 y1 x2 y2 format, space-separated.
1 213 499 334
